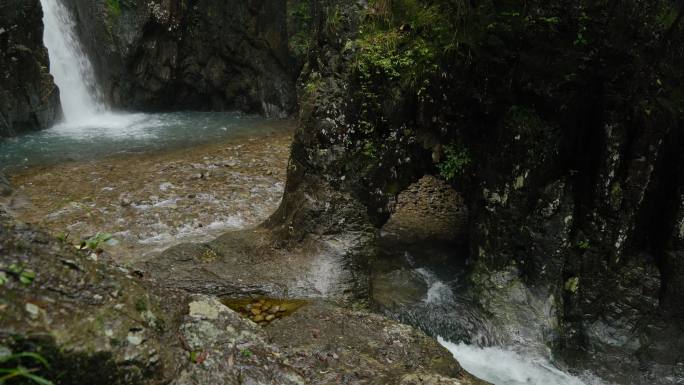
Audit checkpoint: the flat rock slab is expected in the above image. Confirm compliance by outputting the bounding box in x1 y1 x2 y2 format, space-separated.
140 227 370 300
267 301 488 385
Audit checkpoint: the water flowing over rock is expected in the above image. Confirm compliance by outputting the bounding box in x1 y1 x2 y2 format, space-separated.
0 0 61 136
40 0 105 122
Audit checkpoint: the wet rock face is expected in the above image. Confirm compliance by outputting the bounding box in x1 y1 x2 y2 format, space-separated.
272 0 684 383
64 0 296 116
0 0 61 137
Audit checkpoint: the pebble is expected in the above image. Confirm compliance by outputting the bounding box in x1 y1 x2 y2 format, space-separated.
233 298 304 327
25 303 40 318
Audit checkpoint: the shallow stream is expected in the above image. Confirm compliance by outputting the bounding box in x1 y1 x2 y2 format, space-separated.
2 114 294 264
370 237 614 385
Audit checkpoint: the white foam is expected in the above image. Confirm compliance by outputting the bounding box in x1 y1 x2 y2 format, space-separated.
46 113 160 140
438 337 610 385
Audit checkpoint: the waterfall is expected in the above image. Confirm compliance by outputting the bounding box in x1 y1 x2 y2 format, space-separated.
40 0 105 123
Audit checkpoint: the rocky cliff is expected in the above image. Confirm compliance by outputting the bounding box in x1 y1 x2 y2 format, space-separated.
0 0 61 137
63 0 296 117
269 1 684 383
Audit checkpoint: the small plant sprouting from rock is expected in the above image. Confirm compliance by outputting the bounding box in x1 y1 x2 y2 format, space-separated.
577 240 590 250
565 277 580 294
0 352 53 385
240 348 252 358
0 263 36 286
189 351 207 364
437 145 471 181
55 232 69 244
79 232 116 252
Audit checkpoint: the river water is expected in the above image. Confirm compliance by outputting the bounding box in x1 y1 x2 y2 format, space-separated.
0 111 278 170
369 238 614 385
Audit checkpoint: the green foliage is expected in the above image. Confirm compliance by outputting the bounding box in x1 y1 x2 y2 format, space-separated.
326 5 343 34
55 232 69 244
288 0 313 58
577 240 590 250
0 352 53 385
134 298 148 312
106 0 121 18
437 145 471 181
573 12 589 46
349 0 449 162
2 264 36 286
355 0 449 90
80 232 114 251
564 277 580 293
240 348 252 358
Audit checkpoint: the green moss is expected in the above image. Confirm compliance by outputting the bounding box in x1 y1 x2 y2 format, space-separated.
134 298 147 313
106 0 121 18
288 0 313 59
437 144 471 181
564 277 580 293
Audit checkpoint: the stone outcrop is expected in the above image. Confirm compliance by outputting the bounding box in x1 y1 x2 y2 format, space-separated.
267 1 684 383
0 0 60 137
63 0 296 117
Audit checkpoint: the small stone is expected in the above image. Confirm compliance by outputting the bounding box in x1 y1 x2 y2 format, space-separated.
127 331 143 346
265 314 275 321
250 308 261 316
119 194 132 207
253 314 264 322
268 306 280 314
25 303 40 318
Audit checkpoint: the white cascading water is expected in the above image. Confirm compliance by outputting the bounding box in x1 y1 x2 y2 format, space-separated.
39 0 154 138
40 0 105 122
438 337 609 385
